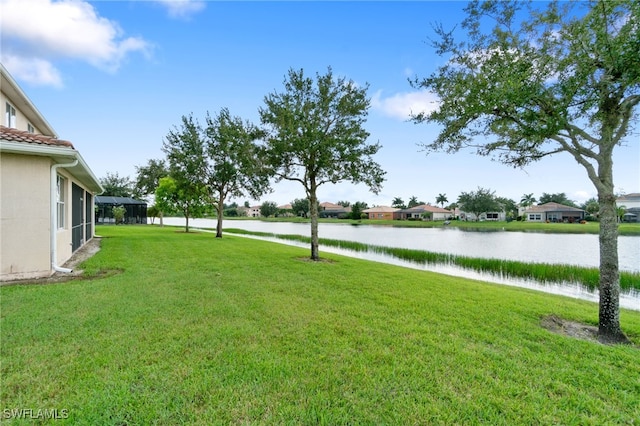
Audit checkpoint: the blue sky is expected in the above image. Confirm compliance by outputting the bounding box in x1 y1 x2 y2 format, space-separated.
2 0 638 207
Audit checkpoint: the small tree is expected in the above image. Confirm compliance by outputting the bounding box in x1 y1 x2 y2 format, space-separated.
134 158 168 225
100 172 133 197
260 201 278 218
111 205 126 225
496 197 518 221
291 198 311 217
147 204 160 225
539 192 577 207
204 108 270 238
133 159 168 199
156 176 209 232
617 206 627 223
582 198 600 218
349 201 368 220
260 67 385 260
458 187 502 221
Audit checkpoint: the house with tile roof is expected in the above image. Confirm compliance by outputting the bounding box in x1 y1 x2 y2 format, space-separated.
522 202 586 223
397 204 453 221
362 206 401 220
1 64 103 281
319 201 351 218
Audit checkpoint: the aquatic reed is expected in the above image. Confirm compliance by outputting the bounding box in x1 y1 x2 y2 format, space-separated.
224 229 640 292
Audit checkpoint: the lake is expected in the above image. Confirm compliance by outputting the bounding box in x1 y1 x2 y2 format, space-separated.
164 218 639 272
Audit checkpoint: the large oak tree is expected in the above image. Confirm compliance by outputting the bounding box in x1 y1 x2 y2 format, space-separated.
260 67 385 260
411 0 639 342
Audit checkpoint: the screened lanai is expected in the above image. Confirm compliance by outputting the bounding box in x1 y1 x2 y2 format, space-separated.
95 196 147 224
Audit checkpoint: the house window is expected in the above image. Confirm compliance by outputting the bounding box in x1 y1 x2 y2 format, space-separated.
529 214 541 221
57 175 66 229
27 123 35 133
487 213 499 219
5 102 16 128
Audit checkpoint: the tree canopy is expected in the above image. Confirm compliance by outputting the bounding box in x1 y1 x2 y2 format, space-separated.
161 115 210 232
457 187 502 221
133 159 167 200
259 67 385 260
204 108 270 237
100 172 133 198
411 0 639 342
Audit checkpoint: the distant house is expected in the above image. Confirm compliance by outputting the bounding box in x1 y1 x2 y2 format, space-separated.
276 203 295 217
459 210 506 221
617 193 640 223
95 196 147 224
319 202 351 219
523 202 586 223
1 64 103 281
362 206 401 220
247 205 261 217
398 204 452 221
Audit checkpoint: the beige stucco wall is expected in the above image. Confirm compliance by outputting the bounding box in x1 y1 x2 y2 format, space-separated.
0 153 94 281
0 152 52 280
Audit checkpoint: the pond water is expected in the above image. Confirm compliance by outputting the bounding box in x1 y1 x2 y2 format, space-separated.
161 218 640 310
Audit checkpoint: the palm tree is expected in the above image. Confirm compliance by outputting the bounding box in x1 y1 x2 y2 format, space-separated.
391 197 405 208
520 193 536 208
436 193 448 208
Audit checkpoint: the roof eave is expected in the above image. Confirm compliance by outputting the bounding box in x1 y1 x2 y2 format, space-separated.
1 140 104 194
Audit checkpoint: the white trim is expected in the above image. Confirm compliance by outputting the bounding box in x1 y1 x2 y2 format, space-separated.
0 140 103 193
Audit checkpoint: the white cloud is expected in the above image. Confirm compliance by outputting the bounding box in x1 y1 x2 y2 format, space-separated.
0 0 151 85
1 55 63 88
154 0 206 19
371 90 440 121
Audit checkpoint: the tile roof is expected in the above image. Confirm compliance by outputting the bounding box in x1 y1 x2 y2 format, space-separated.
363 206 400 213
0 126 74 149
399 204 451 213
525 202 584 212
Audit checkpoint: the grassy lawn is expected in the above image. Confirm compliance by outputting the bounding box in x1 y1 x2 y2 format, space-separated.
2 225 639 424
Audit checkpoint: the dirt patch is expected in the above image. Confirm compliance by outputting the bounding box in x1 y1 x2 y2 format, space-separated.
295 256 335 264
1 237 113 286
541 315 600 343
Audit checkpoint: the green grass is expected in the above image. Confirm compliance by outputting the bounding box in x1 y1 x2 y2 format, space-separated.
2 225 639 424
224 229 640 292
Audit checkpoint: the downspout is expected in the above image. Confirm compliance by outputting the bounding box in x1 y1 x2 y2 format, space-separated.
51 158 78 273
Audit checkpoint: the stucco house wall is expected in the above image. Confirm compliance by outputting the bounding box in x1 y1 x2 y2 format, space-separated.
363 206 401 220
1 153 51 278
1 64 103 281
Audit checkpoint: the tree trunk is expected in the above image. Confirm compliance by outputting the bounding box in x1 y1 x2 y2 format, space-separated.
597 190 628 343
216 197 224 238
309 191 319 261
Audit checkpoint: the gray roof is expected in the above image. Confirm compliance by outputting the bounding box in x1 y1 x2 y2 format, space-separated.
96 196 146 205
